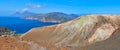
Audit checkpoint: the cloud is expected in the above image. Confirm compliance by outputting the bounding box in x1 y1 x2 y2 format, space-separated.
16 4 41 12
16 8 29 12
26 4 41 8
22 8 29 11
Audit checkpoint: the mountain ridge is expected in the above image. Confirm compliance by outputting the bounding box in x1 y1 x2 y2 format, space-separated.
24 12 79 23
13 11 79 23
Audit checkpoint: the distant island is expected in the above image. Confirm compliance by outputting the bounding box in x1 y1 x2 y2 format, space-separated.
13 11 79 23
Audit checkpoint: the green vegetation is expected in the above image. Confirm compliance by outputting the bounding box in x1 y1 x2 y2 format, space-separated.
0 27 20 37
75 16 89 26
12 34 20 37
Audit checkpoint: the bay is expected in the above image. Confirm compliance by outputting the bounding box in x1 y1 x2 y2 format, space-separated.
0 16 58 34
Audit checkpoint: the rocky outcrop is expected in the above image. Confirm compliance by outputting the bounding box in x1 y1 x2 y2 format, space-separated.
20 14 120 50
0 27 15 36
78 28 120 50
0 27 10 32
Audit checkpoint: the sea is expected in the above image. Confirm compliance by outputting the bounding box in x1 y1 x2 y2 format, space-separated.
0 16 58 34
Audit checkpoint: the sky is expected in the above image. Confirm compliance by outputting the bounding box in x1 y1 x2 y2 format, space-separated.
0 0 120 15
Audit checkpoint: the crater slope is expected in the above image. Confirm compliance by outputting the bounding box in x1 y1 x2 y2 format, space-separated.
20 15 120 50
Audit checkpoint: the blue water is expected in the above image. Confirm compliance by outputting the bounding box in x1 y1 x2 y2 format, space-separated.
0 16 58 34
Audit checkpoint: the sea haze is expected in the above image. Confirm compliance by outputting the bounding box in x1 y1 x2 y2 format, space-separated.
0 16 58 34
